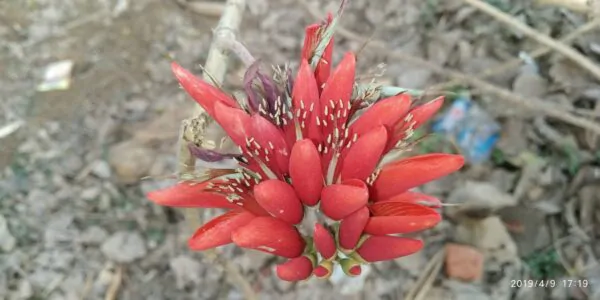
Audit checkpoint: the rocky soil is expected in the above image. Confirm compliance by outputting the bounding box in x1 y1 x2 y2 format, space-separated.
2 0 600 299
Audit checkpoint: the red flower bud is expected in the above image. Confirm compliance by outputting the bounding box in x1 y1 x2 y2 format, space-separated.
289 139 323 206
356 236 423 262
338 207 369 250
375 192 442 207
232 217 305 258
365 202 441 235
340 258 362 277
254 180 303 225
313 260 333 279
340 125 388 182
320 179 368 220
313 223 336 260
147 181 238 209
188 210 255 251
371 154 465 201
349 93 412 137
171 62 239 116
276 256 314 281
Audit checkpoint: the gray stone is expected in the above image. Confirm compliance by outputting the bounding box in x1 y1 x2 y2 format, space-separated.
101 231 147 263
0 214 16 252
79 226 109 245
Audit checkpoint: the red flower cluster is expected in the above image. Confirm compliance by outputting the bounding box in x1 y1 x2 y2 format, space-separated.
147 14 464 281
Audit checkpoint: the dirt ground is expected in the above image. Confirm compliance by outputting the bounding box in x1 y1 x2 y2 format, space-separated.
2 0 600 299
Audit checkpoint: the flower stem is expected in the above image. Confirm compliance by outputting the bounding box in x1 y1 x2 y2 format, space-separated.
176 1 258 299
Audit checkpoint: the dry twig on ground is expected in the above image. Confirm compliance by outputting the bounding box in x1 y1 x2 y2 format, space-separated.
404 248 446 300
175 1 258 299
463 0 600 82
535 0 599 14
104 265 123 300
431 19 600 90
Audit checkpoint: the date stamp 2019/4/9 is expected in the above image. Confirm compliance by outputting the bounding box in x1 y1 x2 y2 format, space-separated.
510 279 589 289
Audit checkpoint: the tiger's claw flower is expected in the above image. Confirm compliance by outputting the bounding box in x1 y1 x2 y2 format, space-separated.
147 7 465 282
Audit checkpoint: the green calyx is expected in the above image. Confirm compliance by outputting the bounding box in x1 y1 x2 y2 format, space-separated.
339 258 362 277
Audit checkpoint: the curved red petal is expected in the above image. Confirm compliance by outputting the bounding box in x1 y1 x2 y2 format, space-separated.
340 125 388 182
366 199 441 235
289 139 323 206
315 40 334 90
391 96 444 147
371 154 464 201
320 179 368 220
356 236 423 262
301 14 333 89
313 223 336 260
213 101 252 148
276 256 314 282
188 210 255 251
235 195 270 216
339 207 369 250
319 52 355 136
364 215 440 235
370 201 440 216
253 179 303 224
290 59 322 143
410 96 445 130
146 181 237 209
171 62 238 117
349 93 412 137
376 191 442 207
301 24 320 62
250 114 290 175
231 217 305 258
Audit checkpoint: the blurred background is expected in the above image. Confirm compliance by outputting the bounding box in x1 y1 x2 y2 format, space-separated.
1 0 600 299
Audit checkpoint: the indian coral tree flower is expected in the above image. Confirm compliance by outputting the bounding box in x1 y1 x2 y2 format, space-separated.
147 13 465 282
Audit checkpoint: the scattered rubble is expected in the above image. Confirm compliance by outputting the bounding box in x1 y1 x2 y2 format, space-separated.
101 231 147 263
1 0 600 298
445 243 485 282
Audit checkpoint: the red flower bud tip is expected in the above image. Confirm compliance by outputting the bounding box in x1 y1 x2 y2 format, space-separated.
170 62 238 117
313 223 336 260
289 139 323 206
313 260 333 279
340 125 388 182
365 202 441 235
276 256 314 282
376 192 442 207
356 236 423 262
371 154 465 201
188 210 255 251
338 207 369 251
254 179 303 225
232 217 305 258
320 179 368 220
349 93 412 137
339 258 362 277
147 181 238 209
349 266 361 276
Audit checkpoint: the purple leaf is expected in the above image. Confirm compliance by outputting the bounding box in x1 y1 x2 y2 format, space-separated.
188 143 239 163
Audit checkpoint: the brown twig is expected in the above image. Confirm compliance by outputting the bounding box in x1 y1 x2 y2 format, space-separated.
79 273 94 300
300 3 600 135
104 265 123 300
404 248 446 300
535 0 599 14
175 0 258 299
463 0 600 82
431 19 600 90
